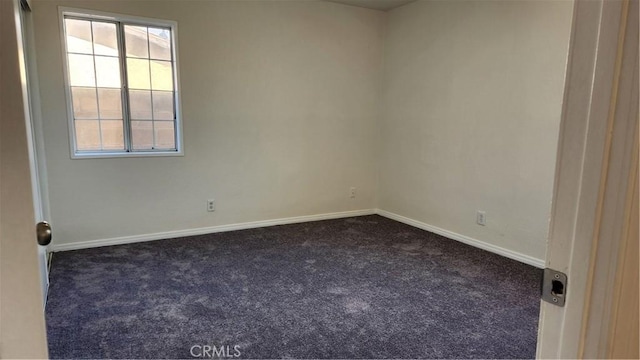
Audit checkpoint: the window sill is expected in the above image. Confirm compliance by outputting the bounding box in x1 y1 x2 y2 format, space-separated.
70 150 184 159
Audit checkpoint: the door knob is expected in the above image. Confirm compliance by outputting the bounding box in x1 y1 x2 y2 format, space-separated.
36 221 52 246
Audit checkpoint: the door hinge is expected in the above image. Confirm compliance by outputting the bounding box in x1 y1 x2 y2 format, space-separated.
541 268 567 306
47 252 53 273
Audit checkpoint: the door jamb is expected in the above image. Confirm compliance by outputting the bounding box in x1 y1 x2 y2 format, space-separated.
16 0 51 307
536 0 639 357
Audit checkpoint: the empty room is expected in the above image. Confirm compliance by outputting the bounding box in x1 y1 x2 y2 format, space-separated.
2 0 638 359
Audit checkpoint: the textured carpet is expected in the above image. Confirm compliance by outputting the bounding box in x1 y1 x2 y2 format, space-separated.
46 215 542 359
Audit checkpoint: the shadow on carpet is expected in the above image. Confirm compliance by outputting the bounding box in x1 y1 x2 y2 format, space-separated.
46 215 542 359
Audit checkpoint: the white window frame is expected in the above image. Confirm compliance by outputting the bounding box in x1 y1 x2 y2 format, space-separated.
58 7 184 159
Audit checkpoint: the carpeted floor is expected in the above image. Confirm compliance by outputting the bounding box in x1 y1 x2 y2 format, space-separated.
46 215 542 359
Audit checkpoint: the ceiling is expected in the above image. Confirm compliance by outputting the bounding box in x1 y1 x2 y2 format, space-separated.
325 0 417 11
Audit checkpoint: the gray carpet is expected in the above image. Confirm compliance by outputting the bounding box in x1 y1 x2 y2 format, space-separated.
46 215 542 359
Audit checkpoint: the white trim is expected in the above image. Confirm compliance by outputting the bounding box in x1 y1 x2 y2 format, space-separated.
16 0 49 308
375 209 546 268
70 150 184 159
536 0 633 357
50 209 376 252
59 6 178 27
51 207 545 269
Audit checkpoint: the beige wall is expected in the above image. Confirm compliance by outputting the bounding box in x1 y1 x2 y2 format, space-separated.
33 0 572 262
378 0 573 260
32 0 384 246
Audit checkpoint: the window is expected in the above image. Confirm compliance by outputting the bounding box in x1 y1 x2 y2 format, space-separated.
61 9 182 158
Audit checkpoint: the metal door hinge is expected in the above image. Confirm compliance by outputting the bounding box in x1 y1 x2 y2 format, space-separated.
541 268 567 306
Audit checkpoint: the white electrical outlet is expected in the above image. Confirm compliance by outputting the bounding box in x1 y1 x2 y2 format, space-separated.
207 199 215 212
477 211 486 226
350 187 356 198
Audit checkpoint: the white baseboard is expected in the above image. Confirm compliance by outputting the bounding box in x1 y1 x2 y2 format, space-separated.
50 209 376 252
51 208 545 269
375 209 546 268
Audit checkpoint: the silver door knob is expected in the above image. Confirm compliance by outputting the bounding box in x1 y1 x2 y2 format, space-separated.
36 221 52 246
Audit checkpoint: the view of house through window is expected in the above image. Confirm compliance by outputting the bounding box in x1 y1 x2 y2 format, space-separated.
63 14 179 155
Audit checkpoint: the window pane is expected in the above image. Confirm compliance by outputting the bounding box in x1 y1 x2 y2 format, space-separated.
129 90 152 119
127 58 151 90
100 120 124 150
125 25 148 58
71 87 98 119
152 91 174 120
98 88 122 119
64 17 180 155
65 19 92 54
150 60 173 91
131 121 153 149
92 21 118 56
68 54 96 87
75 120 101 150
95 56 121 88
154 121 175 149
148 27 171 61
